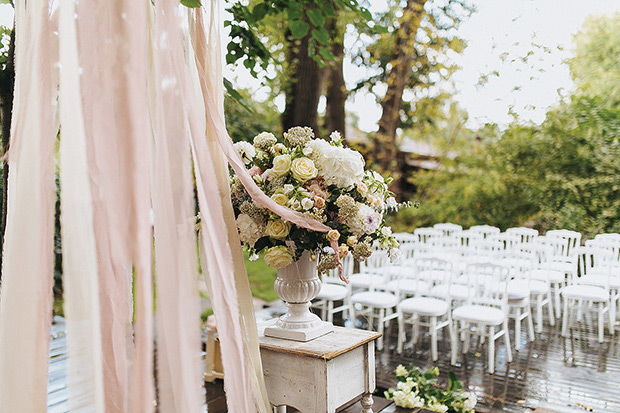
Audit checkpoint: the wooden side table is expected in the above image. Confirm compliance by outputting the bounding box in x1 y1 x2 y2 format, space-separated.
258 323 381 412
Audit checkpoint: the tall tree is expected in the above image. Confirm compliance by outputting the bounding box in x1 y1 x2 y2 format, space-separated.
375 0 428 169
325 15 346 137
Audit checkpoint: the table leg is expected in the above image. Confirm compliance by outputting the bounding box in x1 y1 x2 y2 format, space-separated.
361 393 373 413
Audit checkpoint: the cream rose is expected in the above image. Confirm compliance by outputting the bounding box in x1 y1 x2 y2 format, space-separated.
265 219 291 240
271 154 291 176
327 229 340 242
291 157 317 182
271 193 288 206
264 246 294 269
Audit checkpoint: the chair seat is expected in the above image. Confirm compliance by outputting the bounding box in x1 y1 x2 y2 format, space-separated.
349 273 386 289
316 283 348 301
542 260 576 274
430 284 470 300
531 269 565 284
452 305 505 325
581 274 620 289
386 279 429 294
561 284 609 301
506 280 530 300
399 297 449 316
351 291 399 308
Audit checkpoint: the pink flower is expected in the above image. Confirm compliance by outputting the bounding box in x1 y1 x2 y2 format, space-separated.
249 166 261 177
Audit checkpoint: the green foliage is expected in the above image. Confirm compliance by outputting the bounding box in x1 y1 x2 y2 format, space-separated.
569 11 620 108
180 0 202 8
395 97 620 237
224 87 281 143
225 0 376 76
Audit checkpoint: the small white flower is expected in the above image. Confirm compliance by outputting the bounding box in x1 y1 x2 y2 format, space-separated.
288 199 301 210
386 197 397 209
283 184 295 194
249 253 259 261
389 248 402 264
303 144 313 156
234 141 256 164
301 198 314 210
395 365 408 377
381 226 393 237
323 246 335 254
330 131 342 142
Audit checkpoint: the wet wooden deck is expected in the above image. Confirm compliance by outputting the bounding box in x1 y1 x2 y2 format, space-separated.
48 312 620 412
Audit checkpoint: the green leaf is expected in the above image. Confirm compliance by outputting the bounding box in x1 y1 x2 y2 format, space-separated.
311 27 330 45
306 9 325 27
180 0 201 8
318 46 335 61
252 3 269 21
224 78 254 113
289 20 309 39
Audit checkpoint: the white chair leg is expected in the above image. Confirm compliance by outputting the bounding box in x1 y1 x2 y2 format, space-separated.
503 320 513 363
463 322 471 354
548 292 555 326
554 283 562 319
397 310 405 354
610 300 616 335
598 303 605 343
450 320 458 366
527 310 535 342
514 308 521 351
350 304 356 329
535 296 544 333
561 298 569 337
327 300 334 324
377 308 386 351
488 325 495 374
430 316 438 361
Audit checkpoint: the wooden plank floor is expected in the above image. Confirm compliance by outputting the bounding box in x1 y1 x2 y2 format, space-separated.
48 311 620 412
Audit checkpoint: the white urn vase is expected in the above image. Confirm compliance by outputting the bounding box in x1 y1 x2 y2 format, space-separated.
264 251 334 341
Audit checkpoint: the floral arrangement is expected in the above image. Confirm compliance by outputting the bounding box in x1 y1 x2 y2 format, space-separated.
384 365 477 413
230 127 401 272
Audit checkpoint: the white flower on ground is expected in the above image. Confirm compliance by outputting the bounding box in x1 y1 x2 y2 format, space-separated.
463 392 477 411
395 365 408 377
249 253 259 261
427 403 448 413
233 141 256 164
236 213 263 246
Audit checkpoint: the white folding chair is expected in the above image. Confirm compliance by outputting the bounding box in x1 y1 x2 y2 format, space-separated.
348 245 388 293
313 254 354 324
522 243 556 332
397 257 453 360
506 227 538 244
561 246 614 342
451 262 513 374
497 251 536 351
433 223 463 237
350 250 398 350
469 225 500 239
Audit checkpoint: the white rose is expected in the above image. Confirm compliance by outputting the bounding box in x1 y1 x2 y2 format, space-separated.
233 141 256 164
301 198 314 210
236 213 263 246
288 199 301 210
271 154 291 176
264 246 294 269
290 157 318 182
265 219 291 240
271 193 289 206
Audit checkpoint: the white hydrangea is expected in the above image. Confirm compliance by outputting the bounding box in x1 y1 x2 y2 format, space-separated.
234 141 256 164
463 392 477 411
306 139 364 188
236 214 263 246
392 389 424 409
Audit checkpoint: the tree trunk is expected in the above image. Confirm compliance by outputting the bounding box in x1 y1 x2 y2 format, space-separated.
282 31 326 133
0 27 15 280
375 0 427 171
325 17 346 139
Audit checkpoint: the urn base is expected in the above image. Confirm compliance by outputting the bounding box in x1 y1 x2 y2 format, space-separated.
264 315 333 341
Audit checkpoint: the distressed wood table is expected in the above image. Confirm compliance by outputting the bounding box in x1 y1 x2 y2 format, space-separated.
258 322 381 413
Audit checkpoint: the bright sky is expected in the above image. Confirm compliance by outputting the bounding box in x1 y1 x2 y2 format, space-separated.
0 1 618 131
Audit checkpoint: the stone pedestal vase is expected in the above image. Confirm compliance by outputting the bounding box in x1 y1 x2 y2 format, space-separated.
264 251 333 341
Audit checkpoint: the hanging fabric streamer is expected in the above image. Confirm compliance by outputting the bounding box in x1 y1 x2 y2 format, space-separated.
0 1 58 411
